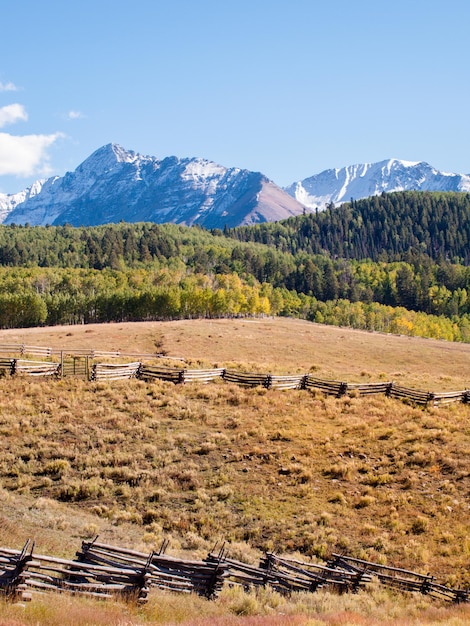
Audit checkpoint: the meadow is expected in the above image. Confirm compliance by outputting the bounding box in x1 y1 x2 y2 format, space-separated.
0 318 469 625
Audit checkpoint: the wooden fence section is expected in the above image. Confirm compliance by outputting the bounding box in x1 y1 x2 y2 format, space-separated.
0 543 149 603
78 540 226 599
0 344 53 357
431 390 470 407
222 370 270 387
328 554 469 603
204 546 372 596
0 541 34 602
205 550 278 591
0 358 15 375
15 360 61 377
0 349 468 407
0 343 183 361
139 365 185 384
182 368 225 383
1 540 469 605
347 382 393 396
261 553 370 593
267 374 306 390
18 552 150 602
0 344 24 355
387 385 433 406
304 375 348 397
91 362 141 381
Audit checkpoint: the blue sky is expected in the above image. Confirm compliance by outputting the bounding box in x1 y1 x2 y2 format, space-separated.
1 0 469 194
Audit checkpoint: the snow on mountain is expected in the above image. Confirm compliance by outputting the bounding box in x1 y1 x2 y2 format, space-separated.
4 150 470 228
2 144 307 228
285 159 470 209
0 179 50 223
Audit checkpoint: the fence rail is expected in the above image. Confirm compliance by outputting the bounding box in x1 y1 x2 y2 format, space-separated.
388 385 433 405
91 362 141 381
15 360 61 377
267 374 306 390
182 368 225 383
327 553 468 603
139 365 185 384
222 370 269 387
347 382 393 396
304 376 348 397
78 540 226 599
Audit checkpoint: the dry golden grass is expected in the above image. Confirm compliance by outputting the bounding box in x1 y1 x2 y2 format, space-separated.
1 583 470 626
0 318 469 625
0 376 468 583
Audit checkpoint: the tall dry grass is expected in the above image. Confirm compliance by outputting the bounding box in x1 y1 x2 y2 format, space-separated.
0 374 468 585
1 584 470 626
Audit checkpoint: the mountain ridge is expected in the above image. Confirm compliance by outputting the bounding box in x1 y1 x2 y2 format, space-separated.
1 144 306 229
284 158 470 209
1 147 470 228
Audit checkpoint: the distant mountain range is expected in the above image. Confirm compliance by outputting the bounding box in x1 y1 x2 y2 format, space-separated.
285 159 470 209
1 145 469 228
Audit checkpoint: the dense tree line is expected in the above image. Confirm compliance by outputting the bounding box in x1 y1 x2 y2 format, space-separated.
226 191 470 264
0 222 183 269
1 202 470 342
1 222 470 318
0 265 469 342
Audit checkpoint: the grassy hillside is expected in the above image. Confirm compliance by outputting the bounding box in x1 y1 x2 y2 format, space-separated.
2 316 469 389
0 319 469 625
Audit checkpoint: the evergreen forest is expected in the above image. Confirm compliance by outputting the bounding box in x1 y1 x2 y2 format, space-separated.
1 191 470 342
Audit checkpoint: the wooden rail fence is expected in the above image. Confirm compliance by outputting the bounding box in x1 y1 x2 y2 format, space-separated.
327 553 469 603
78 540 226 599
0 343 468 407
91 362 141 381
15 360 61 377
0 539 468 605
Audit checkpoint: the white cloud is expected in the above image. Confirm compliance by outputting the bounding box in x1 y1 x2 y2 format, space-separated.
0 81 18 92
0 132 64 176
0 90 66 179
66 110 85 120
0 104 28 128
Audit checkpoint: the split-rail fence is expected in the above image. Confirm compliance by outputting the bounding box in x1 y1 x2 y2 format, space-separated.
0 343 468 407
0 539 467 605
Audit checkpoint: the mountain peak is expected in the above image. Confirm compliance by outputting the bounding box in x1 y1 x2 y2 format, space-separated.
285 159 470 209
2 145 306 228
83 143 144 168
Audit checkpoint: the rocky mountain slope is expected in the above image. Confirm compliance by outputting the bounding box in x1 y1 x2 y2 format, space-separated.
1 144 306 228
2 149 470 228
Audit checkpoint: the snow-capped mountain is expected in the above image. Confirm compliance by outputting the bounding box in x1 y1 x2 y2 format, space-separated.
4 151 470 228
285 159 470 209
0 178 53 223
1 144 306 228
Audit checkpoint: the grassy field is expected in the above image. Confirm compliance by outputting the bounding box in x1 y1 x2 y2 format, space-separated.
0 318 469 625
2 316 470 389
